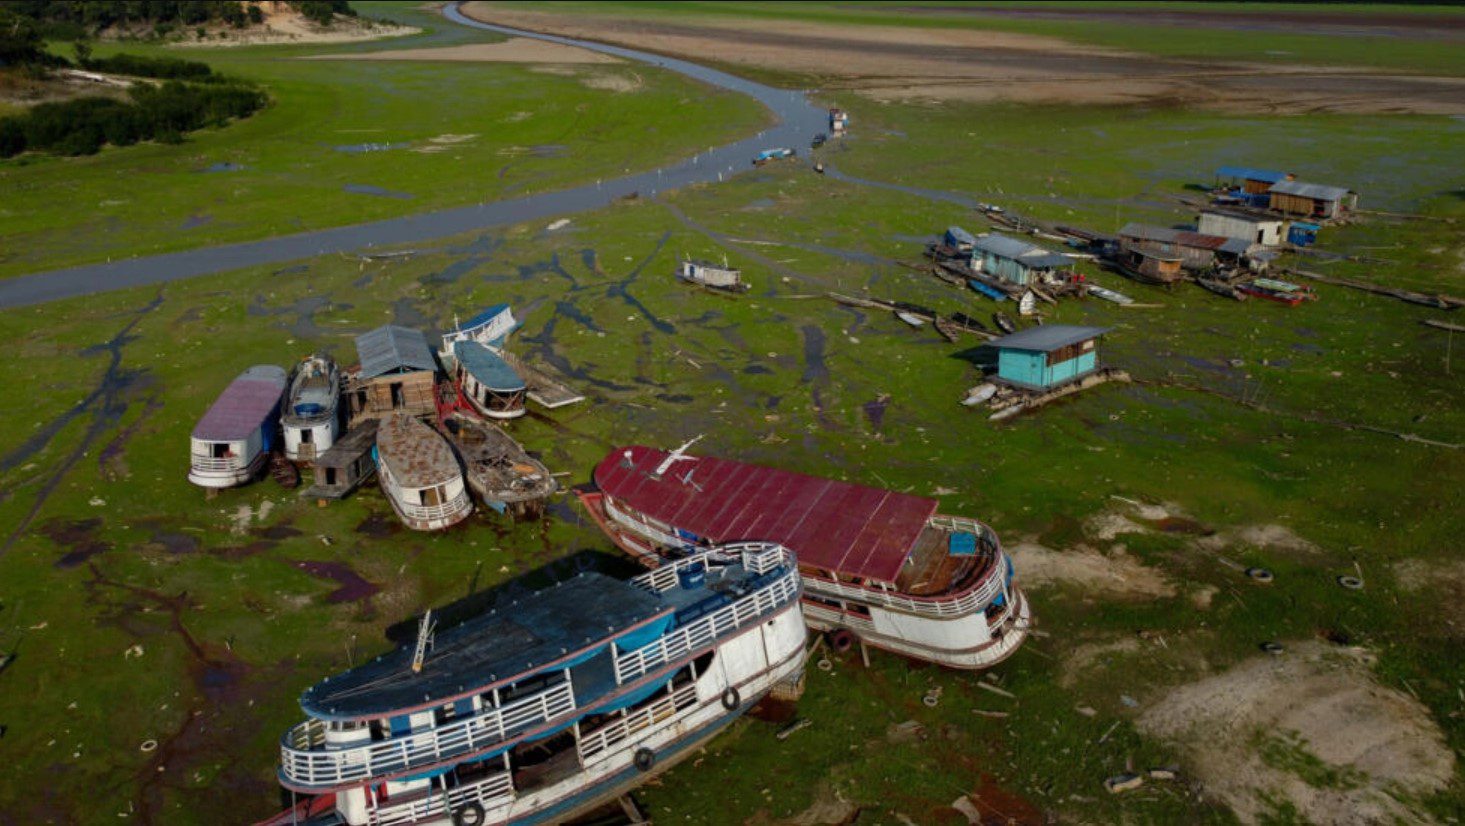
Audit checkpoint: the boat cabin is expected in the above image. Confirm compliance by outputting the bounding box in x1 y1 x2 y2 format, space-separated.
452 340 527 420
970 233 1073 287
282 354 341 463
345 325 439 427
374 414 472 531
988 325 1110 392
305 419 379 500
677 259 747 292
441 304 518 353
188 365 287 489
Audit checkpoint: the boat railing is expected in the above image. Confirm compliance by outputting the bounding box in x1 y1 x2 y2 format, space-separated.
280 680 576 789
632 542 792 593
603 497 686 552
394 489 471 522
369 769 514 826
577 679 700 765
614 566 799 685
190 454 249 472
804 555 1008 619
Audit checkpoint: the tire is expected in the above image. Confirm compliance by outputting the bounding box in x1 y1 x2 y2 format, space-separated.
829 629 855 653
452 801 486 826
633 746 656 772
721 685 741 711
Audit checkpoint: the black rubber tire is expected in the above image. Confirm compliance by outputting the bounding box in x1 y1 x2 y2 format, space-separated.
633 746 656 772
452 801 486 826
829 629 856 653
721 685 741 711
1338 575 1364 591
1246 567 1275 584
1260 641 1285 655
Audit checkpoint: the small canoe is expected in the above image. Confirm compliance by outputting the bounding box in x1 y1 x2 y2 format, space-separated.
993 312 1017 334
1088 285 1133 306
967 278 1008 302
896 311 926 328
1196 279 1247 302
962 383 997 406
949 312 989 333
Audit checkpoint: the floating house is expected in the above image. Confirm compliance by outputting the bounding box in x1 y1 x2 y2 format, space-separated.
1118 223 1256 272
453 340 526 420
188 365 287 489
970 233 1074 287
1114 247 1185 285
441 304 517 353
375 414 472 531
1197 210 1286 247
581 445 1030 670
345 325 439 426
1215 166 1290 196
266 544 805 826
1267 180 1358 220
282 354 341 463
305 420 379 501
988 325 1109 391
677 258 748 293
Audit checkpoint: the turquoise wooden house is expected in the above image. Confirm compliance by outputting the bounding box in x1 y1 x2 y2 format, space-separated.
970 233 1073 287
988 325 1110 390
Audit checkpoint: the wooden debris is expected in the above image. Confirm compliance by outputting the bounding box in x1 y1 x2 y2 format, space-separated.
1285 268 1464 309
976 681 1016 700
1105 774 1145 794
776 717 813 741
1422 319 1465 333
1096 721 1121 744
971 709 1010 719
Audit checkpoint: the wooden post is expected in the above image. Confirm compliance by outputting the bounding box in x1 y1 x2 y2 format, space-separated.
859 641 871 669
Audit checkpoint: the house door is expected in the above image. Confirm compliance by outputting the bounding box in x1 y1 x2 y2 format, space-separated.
390 382 405 408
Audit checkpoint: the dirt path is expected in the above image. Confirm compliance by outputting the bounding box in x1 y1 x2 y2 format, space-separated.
461 2 1465 114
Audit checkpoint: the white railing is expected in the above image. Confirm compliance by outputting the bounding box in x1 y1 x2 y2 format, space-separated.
281 681 576 789
190 454 248 472
803 555 1008 620
613 569 799 685
370 770 514 826
396 489 471 522
603 497 685 551
577 680 700 765
631 542 793 594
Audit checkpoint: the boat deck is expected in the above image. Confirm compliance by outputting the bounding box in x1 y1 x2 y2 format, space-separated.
894 526 987 597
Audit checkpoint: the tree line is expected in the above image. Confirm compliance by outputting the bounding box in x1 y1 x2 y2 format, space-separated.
3 2 355 39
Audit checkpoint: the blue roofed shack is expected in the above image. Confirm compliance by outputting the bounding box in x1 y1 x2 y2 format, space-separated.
989 325 1110 391
1215 166 1290 195
944 226 977 252
970 233 1074 287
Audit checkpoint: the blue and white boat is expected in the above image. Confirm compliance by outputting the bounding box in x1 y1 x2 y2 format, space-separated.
453 340 527 420
283 354 341 463
265 543 805 826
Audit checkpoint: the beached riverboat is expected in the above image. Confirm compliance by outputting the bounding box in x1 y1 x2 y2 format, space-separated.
1237 277 1317 306
676 258 749 294
443 415 556 518
453 341 527 420
263 542 805 826
283 354 341 463
375 414 472 531
579 444 1030 670
188 365 287 489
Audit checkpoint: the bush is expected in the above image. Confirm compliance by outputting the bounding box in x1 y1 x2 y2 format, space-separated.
83 52 215 82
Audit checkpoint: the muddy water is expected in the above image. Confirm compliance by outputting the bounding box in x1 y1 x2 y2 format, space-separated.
0 2 828 310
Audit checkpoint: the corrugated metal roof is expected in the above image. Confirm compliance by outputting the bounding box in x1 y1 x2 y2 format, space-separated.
376 414 460 489
972 233 1071 268
989 325 1110 353
1120 224 1251 255
1200 209 1282 226
355 325 436 379
1118 223 1179 243
454 340 525 392
192 366 287 441
1269 180 1352 201
594 446 938 583
1216 165 1287 183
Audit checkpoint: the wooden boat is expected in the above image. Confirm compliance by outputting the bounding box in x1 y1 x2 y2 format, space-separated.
443 415 556 517
949 312 989 333
188 365 287 489
452 340 526 420
1087 285 1134 306
676 257 749 293
962 383 998 406
579 444 1030 670
264 543 805 826
1237 277 1317 306
1196 278 1248 302
993 312 1017 334
895 311 926 328
375 414 472 531
967 278 1008 302
282 354 340 463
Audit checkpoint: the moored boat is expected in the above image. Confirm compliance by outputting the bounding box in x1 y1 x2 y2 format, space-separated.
283 354 341 463
453 340 527 420
579 444 1030 670
188 365 287 489
1237 277 1317 306
375 414 472 531
993 312 1017 334
1196 278 1248 302
443 414 557 517
262 543 805 826
895 311 926 328
1087 285 1134 306
676 258 749 293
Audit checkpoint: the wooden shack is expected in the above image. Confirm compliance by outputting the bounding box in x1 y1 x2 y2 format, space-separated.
1267 181 1357 221
1118 223 1256 272
970 233 1074 287
306 419 379 500
989 325 1110 391
344 325 438 426
1215 166 1290 196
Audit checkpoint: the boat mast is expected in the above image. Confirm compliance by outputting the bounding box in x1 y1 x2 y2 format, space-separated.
411 609 436 673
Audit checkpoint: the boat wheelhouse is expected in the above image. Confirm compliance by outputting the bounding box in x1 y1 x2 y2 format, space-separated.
676 258 748 293
442 304 518 353
443 415 557 518
580 446 1030 670
375 414 472 531
188 365 287 489
283 354 341 463
453 341 527 420
265 543 804 826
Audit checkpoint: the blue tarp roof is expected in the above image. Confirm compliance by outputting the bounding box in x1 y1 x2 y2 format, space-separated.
945 226 977 245
1216 166 1287 183
355 325 436 379
454 340 525 392
300 572 668 720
